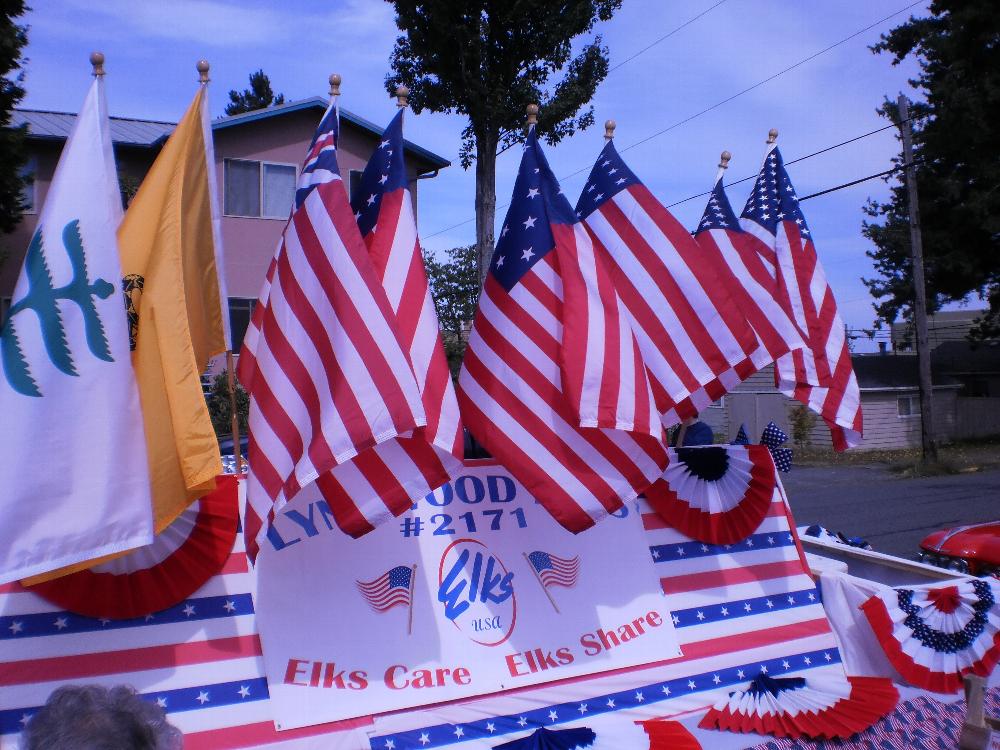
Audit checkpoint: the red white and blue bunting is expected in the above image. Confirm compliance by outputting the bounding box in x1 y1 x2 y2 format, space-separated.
25 475 239 620
644 445 776 545
861 578 1000 693
698 672 898 740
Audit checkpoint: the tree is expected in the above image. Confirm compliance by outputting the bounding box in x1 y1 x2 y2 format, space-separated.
0 1 28 249
862 1 1000 340
423 244 479 375
224 69 285 116
206 370 248 438
386 0 621 280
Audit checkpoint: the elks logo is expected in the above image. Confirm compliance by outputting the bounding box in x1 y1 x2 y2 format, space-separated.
1 220 115 397
437 539 516 647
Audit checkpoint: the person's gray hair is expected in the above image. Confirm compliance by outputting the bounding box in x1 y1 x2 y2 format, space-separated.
23 684 182 750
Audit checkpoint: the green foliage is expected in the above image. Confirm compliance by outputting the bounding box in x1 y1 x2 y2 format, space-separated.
0 2 28 236
225 69 285 116
788 404 818 448
386 0 622 276
206 370 249 439
863 1 1000 341
423 244 480 374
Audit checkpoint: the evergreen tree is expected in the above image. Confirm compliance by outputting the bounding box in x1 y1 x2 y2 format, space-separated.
386 0 621 280
0 1 28 246
224 69 285 116
863 1 1000 340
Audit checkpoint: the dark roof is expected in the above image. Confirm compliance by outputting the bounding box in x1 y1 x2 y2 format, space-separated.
12 97 451 171
850 354 960 391
12 109 174 147
212 97 450 170
932 339 1000 375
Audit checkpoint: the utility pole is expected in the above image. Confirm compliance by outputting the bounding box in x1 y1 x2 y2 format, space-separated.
897 94 938 464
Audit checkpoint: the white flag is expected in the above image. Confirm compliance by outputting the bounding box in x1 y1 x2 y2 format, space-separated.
0 76 153 584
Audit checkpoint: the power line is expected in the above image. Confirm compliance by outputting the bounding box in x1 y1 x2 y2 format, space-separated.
665 118 921 208
608 0 730 73
494 2 729 159
423 1 924 240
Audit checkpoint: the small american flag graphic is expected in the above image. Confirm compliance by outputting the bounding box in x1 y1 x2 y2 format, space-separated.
356 565 415 613
526 551 580 591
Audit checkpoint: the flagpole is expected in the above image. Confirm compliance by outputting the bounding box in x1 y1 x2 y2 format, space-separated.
523 552 560 614
196 58 243 474
407 563 417 635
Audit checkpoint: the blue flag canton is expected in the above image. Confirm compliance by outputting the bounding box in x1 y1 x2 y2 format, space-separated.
740 147 811 239
491 129 575 292
696 178 741 234
295 101 342 209
527 550 554 573
574 140 641 220
351 109 408 237
388 565 413 590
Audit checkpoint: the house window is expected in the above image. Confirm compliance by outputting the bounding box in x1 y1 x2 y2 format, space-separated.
706 396 725 409
20 157 36 213
228 298 257 354
223 159 296 219
897 395 920 418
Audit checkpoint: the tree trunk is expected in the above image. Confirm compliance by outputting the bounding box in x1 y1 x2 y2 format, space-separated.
474 131 498 285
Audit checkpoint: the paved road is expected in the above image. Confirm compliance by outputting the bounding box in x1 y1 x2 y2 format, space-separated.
780 465 1000 560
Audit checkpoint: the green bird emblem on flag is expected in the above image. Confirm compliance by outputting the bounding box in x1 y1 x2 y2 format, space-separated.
0 219 115 397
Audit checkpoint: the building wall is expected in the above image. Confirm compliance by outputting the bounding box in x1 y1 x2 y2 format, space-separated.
955 397 1000 439
801 388 958 451
212 109 424 301
0 143 157 299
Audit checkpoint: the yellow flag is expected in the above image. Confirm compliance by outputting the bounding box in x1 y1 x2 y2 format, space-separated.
118 84 229 532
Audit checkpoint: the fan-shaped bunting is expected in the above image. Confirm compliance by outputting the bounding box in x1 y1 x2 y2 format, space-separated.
861 578 1000 693
643 445 776 545
699 672 898 740
26 475 239 619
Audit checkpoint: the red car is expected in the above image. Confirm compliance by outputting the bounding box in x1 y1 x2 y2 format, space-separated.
918 521 1000 576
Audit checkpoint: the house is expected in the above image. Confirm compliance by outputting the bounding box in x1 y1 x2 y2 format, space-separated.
890 309 989 352
701 344 1000 452
0 97 450 356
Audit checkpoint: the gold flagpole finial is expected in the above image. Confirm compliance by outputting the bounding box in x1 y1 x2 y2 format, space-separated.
396 84 409 109
719 150 732 169
604 119 616 140
196 60 210 84
329 73 341 97
767 128 779 144
526 103 539 130
90 52 105 78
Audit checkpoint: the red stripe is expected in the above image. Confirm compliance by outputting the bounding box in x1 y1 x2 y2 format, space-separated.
595 202 706 395
183 715 373 750
641 501 785 531
365 188 406 279
629 187 757 361
394 241 431 348
698 230 790 360
315 471 375 537
661 560 808 595
219 552 248 575
1 635 261 686
292 200 414 437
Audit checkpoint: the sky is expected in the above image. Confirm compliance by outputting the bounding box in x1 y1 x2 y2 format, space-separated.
20 0 948 352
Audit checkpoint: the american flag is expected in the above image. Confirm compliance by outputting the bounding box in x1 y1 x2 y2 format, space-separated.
740 146 862 450
577 140 765 428
355 565 415 613
527 551 580 590
325 107 463 517
367 468 846 749
0 502 370 750
237 97 430 561
457 128 667 534
694 173 806 365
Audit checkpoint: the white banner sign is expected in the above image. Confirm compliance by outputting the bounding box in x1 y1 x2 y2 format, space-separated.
255 463 681 729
